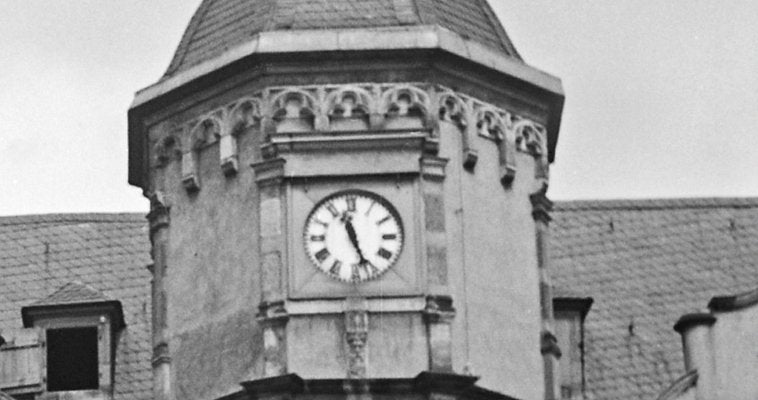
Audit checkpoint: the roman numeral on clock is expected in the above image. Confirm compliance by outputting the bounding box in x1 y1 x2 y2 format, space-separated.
315 248 330 262
382 234 397 240
377 248 393 260
310 235 325 242
329 260 342 275
346 195 356 212
326 202 339 217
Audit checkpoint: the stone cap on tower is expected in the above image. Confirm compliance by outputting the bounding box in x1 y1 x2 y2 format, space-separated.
163 0 521 78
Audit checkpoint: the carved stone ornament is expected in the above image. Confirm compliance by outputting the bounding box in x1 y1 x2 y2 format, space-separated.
159 83 549 192
344 299 369 379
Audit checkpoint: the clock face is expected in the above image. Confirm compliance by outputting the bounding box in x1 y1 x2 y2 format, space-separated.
304 190 404 283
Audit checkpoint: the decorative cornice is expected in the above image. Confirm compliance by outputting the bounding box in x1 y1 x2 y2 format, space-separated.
156 82 549 193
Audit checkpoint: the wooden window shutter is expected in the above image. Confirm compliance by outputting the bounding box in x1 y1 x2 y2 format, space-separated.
0 328 44 395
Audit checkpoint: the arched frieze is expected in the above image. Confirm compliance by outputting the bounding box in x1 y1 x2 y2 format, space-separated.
228 98 263 134
380 85 431 130
325 87 373 131
180 116 222 193
513 119 549 185
437 91 478 170
190 116 224 149
270 89 320 133
475 107 516 184
153 134 180 169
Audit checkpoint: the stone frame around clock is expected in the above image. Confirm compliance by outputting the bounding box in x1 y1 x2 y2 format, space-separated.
287 176 422 299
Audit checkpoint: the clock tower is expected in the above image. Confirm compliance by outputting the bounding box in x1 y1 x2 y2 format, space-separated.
128 2 564 400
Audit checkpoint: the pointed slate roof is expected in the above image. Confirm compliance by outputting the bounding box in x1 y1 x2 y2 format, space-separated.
164 0 521 78
29 281 109 307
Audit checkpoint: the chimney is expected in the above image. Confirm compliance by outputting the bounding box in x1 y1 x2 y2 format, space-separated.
673 312 716 400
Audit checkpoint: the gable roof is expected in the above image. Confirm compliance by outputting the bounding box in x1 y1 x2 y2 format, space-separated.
163 0 521 78
551 197 758 400
0 213 152 400
29 281 109 306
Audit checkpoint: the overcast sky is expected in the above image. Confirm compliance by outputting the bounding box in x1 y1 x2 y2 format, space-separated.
1 1 757 216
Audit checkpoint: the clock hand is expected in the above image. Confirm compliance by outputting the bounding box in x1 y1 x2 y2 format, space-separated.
344 215 368 264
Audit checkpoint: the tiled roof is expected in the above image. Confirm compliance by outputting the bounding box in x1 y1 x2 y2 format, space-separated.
0 213 152 400
3 196 756 400
551 197 758 400
163 0 521 78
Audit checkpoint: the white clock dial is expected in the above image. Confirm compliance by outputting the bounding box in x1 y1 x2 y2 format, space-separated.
304 190 404 283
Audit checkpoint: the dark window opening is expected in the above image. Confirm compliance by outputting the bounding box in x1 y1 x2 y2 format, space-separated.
47 327 99 391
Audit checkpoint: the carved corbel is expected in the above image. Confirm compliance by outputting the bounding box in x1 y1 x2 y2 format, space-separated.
423 295 456 372
437 92 475 165
257 301 289 377
223 98 262 175
516 121 550 187
474 107 507 173
498 113 518 187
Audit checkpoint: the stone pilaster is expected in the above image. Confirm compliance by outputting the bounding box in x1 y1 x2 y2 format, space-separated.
530 185 561 400
421 156 449 294
253 158 289 377
146 192 172 400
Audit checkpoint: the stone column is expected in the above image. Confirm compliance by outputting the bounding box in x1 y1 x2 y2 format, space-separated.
530 185 561 400
147 192 172 400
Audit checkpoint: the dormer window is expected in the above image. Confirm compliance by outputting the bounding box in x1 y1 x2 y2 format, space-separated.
19 282 124 398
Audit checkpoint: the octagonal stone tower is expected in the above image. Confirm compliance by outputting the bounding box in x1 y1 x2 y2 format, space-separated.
128 2 564 400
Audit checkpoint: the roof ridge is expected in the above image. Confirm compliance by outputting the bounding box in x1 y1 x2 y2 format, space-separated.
0 212 145 227
553 197 758 212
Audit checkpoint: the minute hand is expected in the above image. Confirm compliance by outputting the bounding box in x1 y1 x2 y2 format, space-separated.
344 219 368 263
